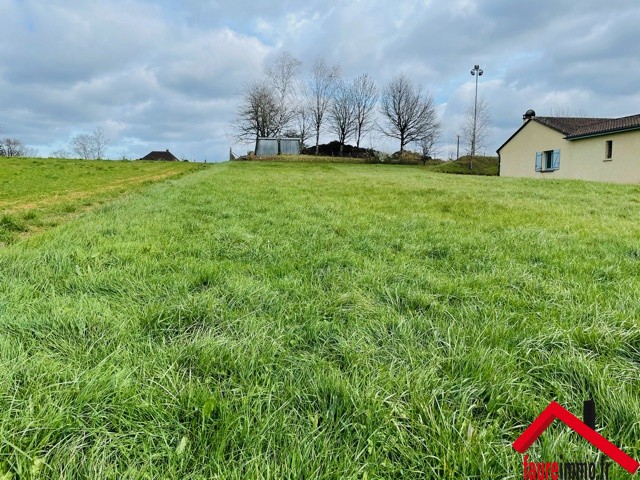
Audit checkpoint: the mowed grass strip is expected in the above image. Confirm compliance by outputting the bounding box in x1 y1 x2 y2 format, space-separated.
0 162 638 479
0 157 205 245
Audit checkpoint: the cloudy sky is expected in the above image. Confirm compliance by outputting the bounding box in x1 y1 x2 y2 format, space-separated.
1 0 639 161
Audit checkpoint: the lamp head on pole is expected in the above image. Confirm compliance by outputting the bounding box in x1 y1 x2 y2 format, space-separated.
471 65 483 76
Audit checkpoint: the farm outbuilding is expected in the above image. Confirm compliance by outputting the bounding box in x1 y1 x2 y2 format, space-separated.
140 149 179 161
254 137 301 156
498 110 640 183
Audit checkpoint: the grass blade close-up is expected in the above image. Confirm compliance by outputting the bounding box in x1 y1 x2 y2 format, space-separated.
0 160 638 478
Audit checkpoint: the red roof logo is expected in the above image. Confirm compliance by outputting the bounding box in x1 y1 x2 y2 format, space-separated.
513 401 639 475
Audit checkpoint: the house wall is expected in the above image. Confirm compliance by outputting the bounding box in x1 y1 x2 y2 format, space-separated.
499 121 567 178
500 121 640 183
568 130 640 183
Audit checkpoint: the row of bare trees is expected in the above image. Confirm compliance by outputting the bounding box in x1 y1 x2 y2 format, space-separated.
232 52 447 157
0 125 36 157
0 124 109 160
0 138 32 157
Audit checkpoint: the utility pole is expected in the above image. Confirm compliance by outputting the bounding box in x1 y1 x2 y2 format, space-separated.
470 64 483 169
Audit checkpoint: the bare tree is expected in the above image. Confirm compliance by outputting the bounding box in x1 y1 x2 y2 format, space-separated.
379 74 438 154
549 106 588 117
232 81 281 146
69 126 110 160
308 58 340 155
92 126 109 160
23 146 39 157
264 51 302 135
290 76 312 146
70 133 93 159
417 123 441 164
352 73 378 150
230 52 302 148
50 149 70 159
281 111 311 147
459 97 491 159
327 80 357 156
0 138 27 157
292 103 312 147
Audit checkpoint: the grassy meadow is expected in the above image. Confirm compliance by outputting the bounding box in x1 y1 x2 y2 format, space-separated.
236 153 500 175
0 157 203 245
0 161 638 478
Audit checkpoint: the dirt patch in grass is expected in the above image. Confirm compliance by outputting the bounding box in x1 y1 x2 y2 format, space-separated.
1 170 182 213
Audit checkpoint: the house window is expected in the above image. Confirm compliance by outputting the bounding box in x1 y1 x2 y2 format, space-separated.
605 140 613 160
535 150 560 172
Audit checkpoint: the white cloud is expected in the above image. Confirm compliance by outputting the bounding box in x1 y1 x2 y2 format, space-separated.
0 0 638 160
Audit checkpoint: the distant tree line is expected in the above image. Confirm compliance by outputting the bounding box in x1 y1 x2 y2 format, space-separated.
0 125 38 157
231 52 493 160
232 52 445 157
0 124 110 160
0 137 33 157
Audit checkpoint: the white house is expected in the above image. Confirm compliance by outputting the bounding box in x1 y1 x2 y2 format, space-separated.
498 110 640 183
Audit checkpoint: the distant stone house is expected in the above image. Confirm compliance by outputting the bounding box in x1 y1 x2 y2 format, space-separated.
497 110 640 183
140 149 179 161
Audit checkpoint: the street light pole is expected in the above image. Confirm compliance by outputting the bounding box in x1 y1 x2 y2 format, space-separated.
470 64 483 169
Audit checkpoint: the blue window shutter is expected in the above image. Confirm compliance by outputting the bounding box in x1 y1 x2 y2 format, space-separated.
535 152 542 172
552 150 560 170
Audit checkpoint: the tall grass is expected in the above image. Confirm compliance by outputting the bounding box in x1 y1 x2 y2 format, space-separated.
0 157 203 245
0 162 638 478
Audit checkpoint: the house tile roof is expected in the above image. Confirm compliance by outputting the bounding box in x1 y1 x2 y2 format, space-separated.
565 114 640 139
140 149 179 161
531 115 640 139
532 117 611 136
498 113 640 153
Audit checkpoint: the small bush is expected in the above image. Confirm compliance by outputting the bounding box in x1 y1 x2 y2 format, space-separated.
300 141 375 158
426 155 499 176
389 151 422 165
0 215 27 232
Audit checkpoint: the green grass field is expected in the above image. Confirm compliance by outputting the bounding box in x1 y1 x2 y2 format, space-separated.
0 161 638 478
237 155 373 164
236 153 500 176
0 158 203 245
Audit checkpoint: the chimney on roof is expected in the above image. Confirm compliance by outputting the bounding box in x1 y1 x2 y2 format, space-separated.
166 149 169 152
523 109 536 123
